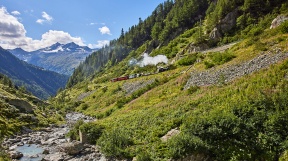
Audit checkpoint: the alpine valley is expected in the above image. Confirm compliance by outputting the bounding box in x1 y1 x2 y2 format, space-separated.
1 0 288 161
0 47 68 99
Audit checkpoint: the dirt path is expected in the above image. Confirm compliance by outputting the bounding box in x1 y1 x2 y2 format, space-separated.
201 42 239 54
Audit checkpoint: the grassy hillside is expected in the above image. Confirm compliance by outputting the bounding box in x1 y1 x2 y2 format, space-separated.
51 0 288 160
52 21 288 160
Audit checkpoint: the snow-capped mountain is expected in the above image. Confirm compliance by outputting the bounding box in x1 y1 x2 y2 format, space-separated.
8 42 96 75
0 47 68 99
40 42 92 53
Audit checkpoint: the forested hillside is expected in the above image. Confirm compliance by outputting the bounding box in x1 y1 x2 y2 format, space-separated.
0 47 69 99
67 0 288 87
51 0 288 160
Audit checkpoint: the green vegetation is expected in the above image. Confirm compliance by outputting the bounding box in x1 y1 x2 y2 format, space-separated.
204 51 236 68
29 0 288 160
2 0 287 160
280 20 288 33
97 128 133 158
177 54 198 66
0 74 56 159
67 120 104 145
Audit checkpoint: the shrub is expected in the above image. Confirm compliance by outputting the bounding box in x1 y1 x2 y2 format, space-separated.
102 86 108 93
255 42 268 51
168 133 207 159
177 54 198 66
97 128 133 158
248 26 264 37
80 103 89 110
280 150 288 161
209 51 236 65
187 86 200 94
280 20 288 33
66 119 84 140
204 61 215 69
79 122 104 144
136 151 152 161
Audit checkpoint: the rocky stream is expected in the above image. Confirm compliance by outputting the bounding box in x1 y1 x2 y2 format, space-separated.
2 113 108 161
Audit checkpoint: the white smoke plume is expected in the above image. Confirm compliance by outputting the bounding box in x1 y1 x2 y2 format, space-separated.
137 53 168 67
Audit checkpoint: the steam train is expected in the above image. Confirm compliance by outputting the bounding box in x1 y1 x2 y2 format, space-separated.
110 66 169 82
110 73 142 82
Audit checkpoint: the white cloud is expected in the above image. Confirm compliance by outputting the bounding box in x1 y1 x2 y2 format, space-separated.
36 19 45 24
0 7 26 38
11 11 21 15
36 30 85 47
36 11 53 24
88 40 109 49
98 26 111 35
0 7 86 51
89 22 105 26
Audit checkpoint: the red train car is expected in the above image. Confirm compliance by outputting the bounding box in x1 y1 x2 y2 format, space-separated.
110 76 129 82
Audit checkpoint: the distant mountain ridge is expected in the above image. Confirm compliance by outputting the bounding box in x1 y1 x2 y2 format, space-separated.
8 42 96 75
0 47 69 99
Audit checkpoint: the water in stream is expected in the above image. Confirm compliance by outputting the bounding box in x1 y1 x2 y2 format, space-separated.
15 144 43 161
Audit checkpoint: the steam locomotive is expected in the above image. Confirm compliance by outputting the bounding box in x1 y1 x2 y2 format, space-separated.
110 66 168 82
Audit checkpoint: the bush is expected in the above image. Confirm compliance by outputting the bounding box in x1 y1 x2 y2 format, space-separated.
187 86 200 94
248 26 264 37
136 151 152 161
80 103 89 110
97 128 133 158
177 54 198 66
204 61 215 69
280 20 288 33
79 122 104 144
168 133 207 159
209 51 236 65
66 119 84 140
102 86 108 93
180 96 288 161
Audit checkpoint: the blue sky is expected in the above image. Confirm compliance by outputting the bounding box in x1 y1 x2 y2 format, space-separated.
0 0 165 51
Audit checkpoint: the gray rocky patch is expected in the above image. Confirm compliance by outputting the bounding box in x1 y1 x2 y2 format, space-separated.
185 51 288 89
270 15 288 29
122 79 155 95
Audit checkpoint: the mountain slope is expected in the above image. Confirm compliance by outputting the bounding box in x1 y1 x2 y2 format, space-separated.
9 42 94 75
0 47 68 99
53 0 288 160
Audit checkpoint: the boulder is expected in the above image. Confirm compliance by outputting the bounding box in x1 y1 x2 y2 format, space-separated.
187 43 209 53
161 128 180 142
60 141 84 155
43 153 64 161
270 15 288 29
209 8 238 40
79 129 88 144
43 149 50 154
209 27 222 40
8 138 21 144
9 151 23 159
8 99 34 113
218 8 238 33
